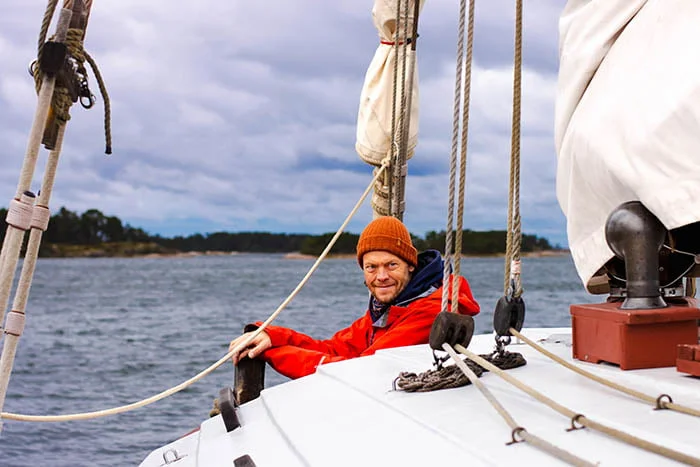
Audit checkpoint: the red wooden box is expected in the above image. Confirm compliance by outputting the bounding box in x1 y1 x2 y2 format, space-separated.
677 344 700 377
571 299 700 370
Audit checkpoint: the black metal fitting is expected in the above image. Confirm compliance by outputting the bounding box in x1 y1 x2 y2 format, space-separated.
217 386 241 432
39 41 68 76
605 201 668 309
56 61 80 102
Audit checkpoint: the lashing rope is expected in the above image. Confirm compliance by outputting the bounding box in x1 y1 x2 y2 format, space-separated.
509 328 700 418
455 344 700 466
442 344 597 467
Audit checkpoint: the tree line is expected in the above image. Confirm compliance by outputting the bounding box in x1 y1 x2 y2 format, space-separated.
0 207 555 256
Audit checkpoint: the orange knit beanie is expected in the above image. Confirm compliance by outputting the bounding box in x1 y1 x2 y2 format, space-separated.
356 216 418 267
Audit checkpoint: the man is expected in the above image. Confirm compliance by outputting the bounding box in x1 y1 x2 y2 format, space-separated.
229 216 480 379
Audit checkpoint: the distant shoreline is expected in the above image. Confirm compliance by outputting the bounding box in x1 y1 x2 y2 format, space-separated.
36 248 571 260
282 250 571 260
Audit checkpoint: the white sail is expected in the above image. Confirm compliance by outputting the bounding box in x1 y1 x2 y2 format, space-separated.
356 0 424 166
555 0 700 290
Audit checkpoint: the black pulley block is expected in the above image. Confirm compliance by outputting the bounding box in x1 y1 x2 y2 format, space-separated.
493 295 525 337
429 311 475 350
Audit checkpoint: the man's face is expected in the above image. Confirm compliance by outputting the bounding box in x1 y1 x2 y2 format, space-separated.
362 250 415 304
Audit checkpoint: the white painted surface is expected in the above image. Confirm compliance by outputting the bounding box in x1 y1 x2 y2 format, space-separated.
141 328 700 467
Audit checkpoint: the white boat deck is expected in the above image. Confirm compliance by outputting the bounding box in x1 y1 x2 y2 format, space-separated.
141 328 700 466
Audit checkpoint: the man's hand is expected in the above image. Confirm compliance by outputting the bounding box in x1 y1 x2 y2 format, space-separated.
229 330 272 365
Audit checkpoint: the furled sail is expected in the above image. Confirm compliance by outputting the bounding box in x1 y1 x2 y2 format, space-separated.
555 0 700 290
356 0 424 217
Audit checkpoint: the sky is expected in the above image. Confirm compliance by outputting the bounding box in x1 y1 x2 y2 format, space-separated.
0 0 569 246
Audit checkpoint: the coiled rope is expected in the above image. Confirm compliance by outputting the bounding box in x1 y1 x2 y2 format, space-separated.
455 344 700 466
442 344 596 467
1 161 391 423
509 328 700 418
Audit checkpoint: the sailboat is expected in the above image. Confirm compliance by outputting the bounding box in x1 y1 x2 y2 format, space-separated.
1 0 699 466
136 1 700 466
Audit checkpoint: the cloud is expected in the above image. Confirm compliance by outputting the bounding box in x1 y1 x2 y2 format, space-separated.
0 0 568 246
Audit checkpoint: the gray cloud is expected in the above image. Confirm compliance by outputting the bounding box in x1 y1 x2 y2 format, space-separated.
0 0 568 245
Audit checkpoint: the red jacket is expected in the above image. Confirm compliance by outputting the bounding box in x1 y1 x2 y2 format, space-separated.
257 275 479 379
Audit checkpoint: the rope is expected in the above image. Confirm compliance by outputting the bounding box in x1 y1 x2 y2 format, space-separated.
391 0 410 221
503 0 523 298
37 0 59 60
387 0 402 217
443 344 596 467
395 357 483 392
455 344 700 466
451 0 475 313
441 0 468 315
84 51 112 154
395 347 525 392
34 24 112 153
509 328 700 418
1 162 391 423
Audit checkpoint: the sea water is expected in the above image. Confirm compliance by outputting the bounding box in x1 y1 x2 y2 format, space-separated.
0 254 597 466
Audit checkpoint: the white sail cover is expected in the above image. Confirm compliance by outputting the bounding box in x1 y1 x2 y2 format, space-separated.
555 0 700 290
356 0 423 165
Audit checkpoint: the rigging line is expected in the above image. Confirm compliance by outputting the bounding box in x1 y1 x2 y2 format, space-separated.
451 0 475 313
37 0 59 59
387 0 403 216
1 162 391 423
455 344 700 466
509 328 700 418
442 344 597 467
503 0 523 296
441 0 468 315
392 0 411 220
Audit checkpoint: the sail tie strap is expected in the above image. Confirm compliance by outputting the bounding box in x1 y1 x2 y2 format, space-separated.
380 39 413 45
455 344 700 466
442 344 597 467
509 328 700 418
